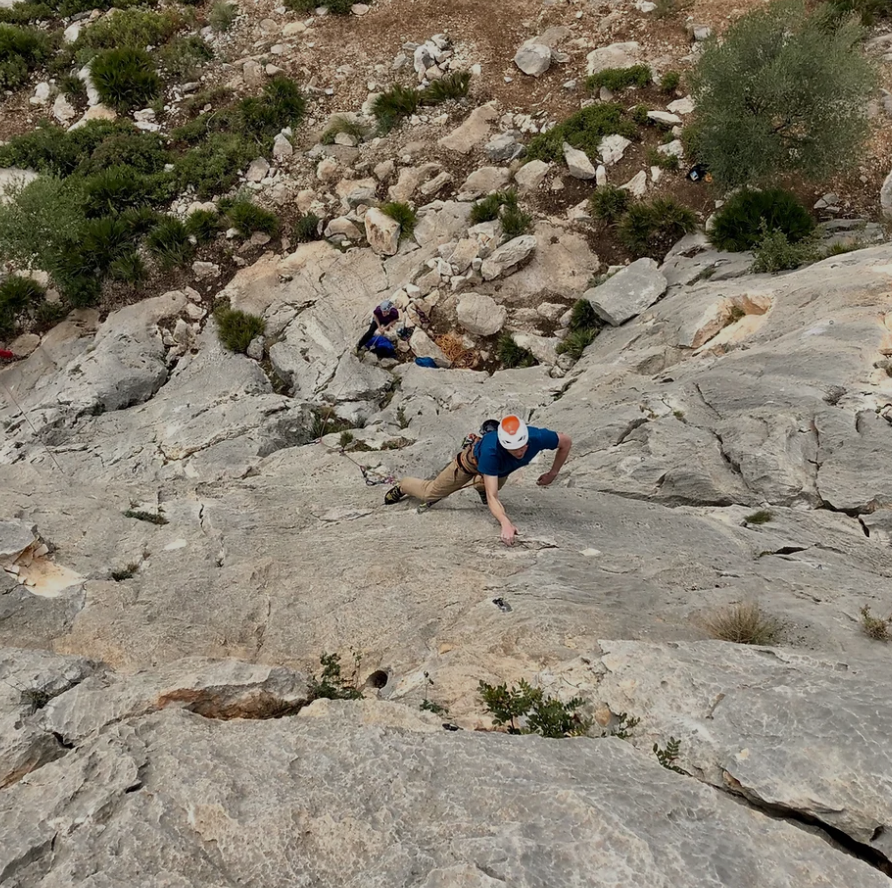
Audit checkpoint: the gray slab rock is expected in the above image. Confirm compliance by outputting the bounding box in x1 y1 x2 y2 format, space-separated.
586 258 668 325
587 41 641 75
563 142 595 179
0 648 100 789
596 640 892 861
513 159 549 191
438 103 498 154
513 42 551 76
480 235 537 281
0 702 886 888
0 520 36 561
364 207 401 256
456 292 507 336
457 166 510 201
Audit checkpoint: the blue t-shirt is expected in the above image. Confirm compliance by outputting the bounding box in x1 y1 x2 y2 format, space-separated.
473 427 560 477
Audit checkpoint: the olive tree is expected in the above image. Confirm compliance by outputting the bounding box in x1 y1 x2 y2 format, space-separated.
689 0 877 187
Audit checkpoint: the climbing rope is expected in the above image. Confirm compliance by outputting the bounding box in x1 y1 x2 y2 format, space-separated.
315 437 395 487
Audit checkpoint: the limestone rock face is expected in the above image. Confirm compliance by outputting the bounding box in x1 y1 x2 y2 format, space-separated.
596 640 892 858
513 42 552 76
364 207 401 256
0 683 886 888
585 258 668 325
480 235 536 281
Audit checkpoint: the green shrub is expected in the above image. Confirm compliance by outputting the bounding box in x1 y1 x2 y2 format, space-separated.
500 202 532 239
750 226 818 273
569 298 601 332
146 216 194 269
526 103 637 162
184 208 221 242
497 333 537 369
646 146 680 171
630 104 649 126
90 47 162 112
215 305 265 353
158 34 213 81
0 3 53 25
59 72 87 101
828 0 891 25
659 70 681 93
618 197 698 257
421 70 471 103
589 184 630 223
174 133 252 197
556 327 598 360
209 0 238 31
469 189 529 235
236 77 305 146
73 8 184 63
81 166 167 216
744 509 774 524
478 680 590 738
285 0 354 12
0 175 86 275
470 192 505 224
586 64 652 92
224 197 279 236
689 0 876 187
0 120 112 176
293 212 320 242
79 127 169 176
321 115 368 145
107 250 145 284
371 84 421 133
78 214 140 272
0 23 50 89
709 188 815 252
307 652 363 701
380 201 417 238
0 276 45 338
653 737 686 774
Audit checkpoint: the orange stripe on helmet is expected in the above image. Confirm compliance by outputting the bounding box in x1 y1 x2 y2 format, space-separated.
501 415 521 435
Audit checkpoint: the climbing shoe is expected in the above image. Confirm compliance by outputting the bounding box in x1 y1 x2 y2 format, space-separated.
384 484 405 505
477 489 488 505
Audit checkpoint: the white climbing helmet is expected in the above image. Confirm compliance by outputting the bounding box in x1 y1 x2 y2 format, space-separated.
498 415 529 449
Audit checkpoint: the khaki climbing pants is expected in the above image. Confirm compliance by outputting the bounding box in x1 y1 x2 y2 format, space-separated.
399 446 507 504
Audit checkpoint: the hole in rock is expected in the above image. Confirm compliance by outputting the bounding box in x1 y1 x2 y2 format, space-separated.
365 670 389 690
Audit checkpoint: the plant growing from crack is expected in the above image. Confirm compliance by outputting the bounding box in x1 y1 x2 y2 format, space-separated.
654 737 687 774
860 605 890 641
307 652 364 700
478 679 591 738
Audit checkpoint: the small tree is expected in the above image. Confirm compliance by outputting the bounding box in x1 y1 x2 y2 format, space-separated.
689 0 876 187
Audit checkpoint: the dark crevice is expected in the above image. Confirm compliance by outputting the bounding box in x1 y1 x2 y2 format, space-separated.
721 775 892 878
51 731 74 750
614 417 648 446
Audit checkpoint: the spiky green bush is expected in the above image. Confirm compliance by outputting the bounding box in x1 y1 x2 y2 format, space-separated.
556 327 599 360
497 333 537 369
380 201 417 238
469 189 530 235
146 216 194 269
659 70 681 93
618 197 698 257
173 133 253 198
589 185 630 223
81 166 168 217
569 298 602 332
72 8 184 62
185 208 221 243
526 103 638 162
215 306 265 353
0 275 45 338
586 64 652 92
293 213 320 242
0 23 50 89
90 47 162 112
750 226 819 273
321 116 369 145
224 197 279 237
422 70 471 103
371 84 421 133
107 251 146 284
238 77 306 144
709 188 815 252
158 34 213 81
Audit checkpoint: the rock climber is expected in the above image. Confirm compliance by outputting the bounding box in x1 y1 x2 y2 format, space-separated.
384 415 572 546
356 299 400 352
